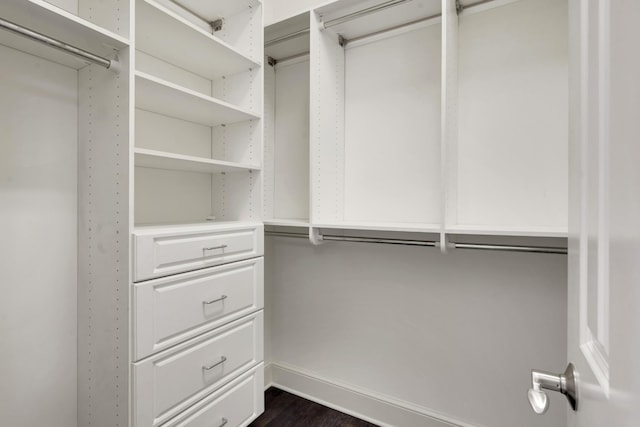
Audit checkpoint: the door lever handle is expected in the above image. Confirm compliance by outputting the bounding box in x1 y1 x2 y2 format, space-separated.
528 363 578 414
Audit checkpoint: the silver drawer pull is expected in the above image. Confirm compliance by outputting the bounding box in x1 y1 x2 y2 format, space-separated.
219 418 228 427
203 356 227 371
203 244 227 251
203 295 227 305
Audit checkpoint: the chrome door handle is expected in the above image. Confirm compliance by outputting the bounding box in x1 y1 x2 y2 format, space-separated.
528 363 578 414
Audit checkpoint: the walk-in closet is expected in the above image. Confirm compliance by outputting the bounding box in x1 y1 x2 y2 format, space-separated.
2 0 640 426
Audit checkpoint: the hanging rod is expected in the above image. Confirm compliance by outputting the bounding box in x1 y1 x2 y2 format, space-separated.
0 17 114 69
344 12 440 45
265 231 567 254
322 0 413 29
265 28 310 48
321 0 502 40
170 0 223 33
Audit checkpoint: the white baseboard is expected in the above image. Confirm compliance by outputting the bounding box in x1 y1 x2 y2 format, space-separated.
264 362 481 427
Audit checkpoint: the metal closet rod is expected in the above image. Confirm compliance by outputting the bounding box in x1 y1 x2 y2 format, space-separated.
169 0 223 33
0 17 113 69
265 28 310 47
265 231 568 254
320 0 501 41
323 0 414 29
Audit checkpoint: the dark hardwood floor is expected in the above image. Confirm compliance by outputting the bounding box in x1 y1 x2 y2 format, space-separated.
249 388 379 427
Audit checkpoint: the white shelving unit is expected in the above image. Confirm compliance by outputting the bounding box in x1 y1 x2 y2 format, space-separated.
0 0 132 425
265 0 568 242
136 0 260 79
134 147 260 174
134 0 263 227
135 71 259 127
264 12 311 227
310 0 443 234
446 0 568 237
131 0 265 425
2 0 264 425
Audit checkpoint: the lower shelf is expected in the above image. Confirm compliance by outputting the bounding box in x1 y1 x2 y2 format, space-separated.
311 221 441 234
446 224 568 238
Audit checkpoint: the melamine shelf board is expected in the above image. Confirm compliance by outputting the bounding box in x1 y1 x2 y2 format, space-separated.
0 0 129 69
135 71 260 127
312 221 442 233
446 225 568 238
172 0 261 23
264 218 309 227
135 148 260 174
134 220 264 234
136 0 260 80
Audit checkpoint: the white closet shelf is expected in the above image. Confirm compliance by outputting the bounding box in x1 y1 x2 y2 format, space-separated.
264 218 309 227
136 0 260 80
446 225 568 238
171 0 261 23
0 0 129 70
312 221 441 233
135 148 260 174
135 71 259 127
134 220 264 234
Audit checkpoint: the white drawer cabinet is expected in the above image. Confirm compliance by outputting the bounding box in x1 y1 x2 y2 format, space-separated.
161 364 264 427
134 312 264 427
133 258 264 360
133 223 264 282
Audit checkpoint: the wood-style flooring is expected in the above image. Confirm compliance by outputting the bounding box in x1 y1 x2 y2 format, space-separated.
249 388 379 427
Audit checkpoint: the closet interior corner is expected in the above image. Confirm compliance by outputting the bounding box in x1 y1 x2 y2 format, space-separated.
2 0 572 424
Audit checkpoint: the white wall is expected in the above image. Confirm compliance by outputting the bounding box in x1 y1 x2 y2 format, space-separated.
265 236 567 427
0 45 78 427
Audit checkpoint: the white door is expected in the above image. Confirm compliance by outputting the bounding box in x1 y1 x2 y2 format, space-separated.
563 0 640 425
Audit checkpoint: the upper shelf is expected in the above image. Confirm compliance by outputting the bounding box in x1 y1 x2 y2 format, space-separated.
135 71 259 127
135 148 260 174
136 0 260 80
0 0 129 69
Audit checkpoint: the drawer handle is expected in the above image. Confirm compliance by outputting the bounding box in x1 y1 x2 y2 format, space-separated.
219 418 228 427
203 295 227 305
203 356 227 371
203 244 227 252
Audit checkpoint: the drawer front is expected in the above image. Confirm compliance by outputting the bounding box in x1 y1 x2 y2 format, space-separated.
134 224 264 282
161 364 264 427
134 312 264 427
134 258 264 360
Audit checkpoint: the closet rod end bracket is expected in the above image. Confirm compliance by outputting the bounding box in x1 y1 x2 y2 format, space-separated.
436 232 455 254
210 19 224 33
309 227 325 245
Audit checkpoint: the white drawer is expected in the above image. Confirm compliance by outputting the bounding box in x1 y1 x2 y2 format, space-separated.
161 364 264 427
133 258 264 360
133 223 264 282
134 312 264 427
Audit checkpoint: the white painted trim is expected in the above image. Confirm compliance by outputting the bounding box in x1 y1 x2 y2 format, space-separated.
265 363 483 427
